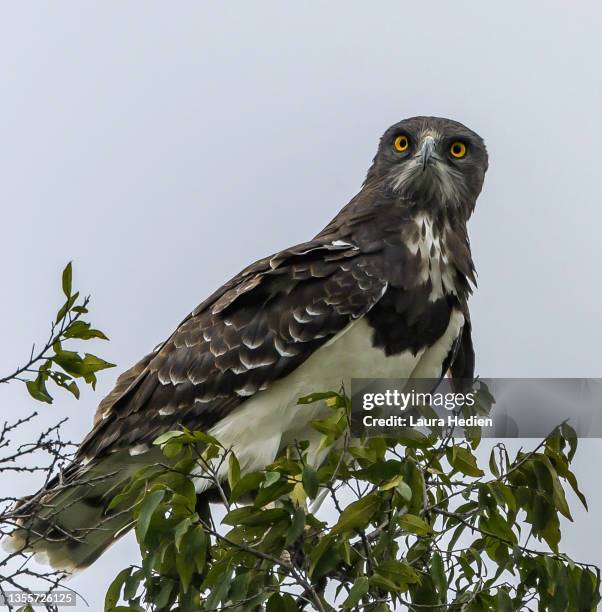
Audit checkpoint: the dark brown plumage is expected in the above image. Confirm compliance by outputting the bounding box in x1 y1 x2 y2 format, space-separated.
6 116 488 570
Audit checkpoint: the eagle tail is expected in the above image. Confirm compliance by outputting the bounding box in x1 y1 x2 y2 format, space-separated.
3 449 159 572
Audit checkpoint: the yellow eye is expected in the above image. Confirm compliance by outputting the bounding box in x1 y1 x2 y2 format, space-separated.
394 135 410 152
450 141 467 158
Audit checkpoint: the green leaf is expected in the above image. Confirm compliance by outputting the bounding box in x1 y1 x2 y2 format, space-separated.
309 536 339 578
398 513 433 535
353 459 402 484
153 430 184 445
228 452 241 491
431 551 448 599
448 523 468 552
228 571 251 604
55 293 79 323
26 377 53 404
573 567 594 610
205 563 232 608
565 469 588 509
64 320 109 340
174 517 193 551
332 493 382 534
396 480 413 503
374 559 419 590
176 545 194 593
104 566 132 611
285 506 306 546
66 380 80 398
263 470 281 487
489 448 501 477
222 506 288 526
265 593 296 612
297 391 340 404
497 588 514 612
135 489 165 544
62 262 72 297
402 458 425 514
342 576 369 608
561 422 578 462
266 593 285 612
154 580 173 608
52 350 115 387
541 513 561 552
162 440 183 459
191 430 222 446
80 353 115 375
540 457 572 520
279 594 298 612
230 472 264 502
123 568 143 600
446 445 484 477
491 481 517 514
192 525 209 573
379 474 404 491
254 479 294 507
302 464 319 498
52 349 83 375
480 510 517 545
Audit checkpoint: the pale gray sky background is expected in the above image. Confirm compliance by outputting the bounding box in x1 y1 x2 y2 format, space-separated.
1 1 601 608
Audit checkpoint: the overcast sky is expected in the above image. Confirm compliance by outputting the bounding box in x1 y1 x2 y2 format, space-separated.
1 2 601 608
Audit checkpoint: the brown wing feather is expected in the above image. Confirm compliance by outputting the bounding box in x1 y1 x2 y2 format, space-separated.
92 351 155 425
450 318 475 388
77 241 386 461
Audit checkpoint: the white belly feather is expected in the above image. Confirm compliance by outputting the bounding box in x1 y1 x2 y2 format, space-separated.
199 310 465 491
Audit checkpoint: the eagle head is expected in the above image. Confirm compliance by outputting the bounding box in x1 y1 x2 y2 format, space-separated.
367 116 488 218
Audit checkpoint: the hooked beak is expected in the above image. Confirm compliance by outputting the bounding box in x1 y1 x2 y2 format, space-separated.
420 136 436 171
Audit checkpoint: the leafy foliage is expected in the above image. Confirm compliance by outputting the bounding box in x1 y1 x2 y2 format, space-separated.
1 262 114 403
105 389 600 611
1 262 115 612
